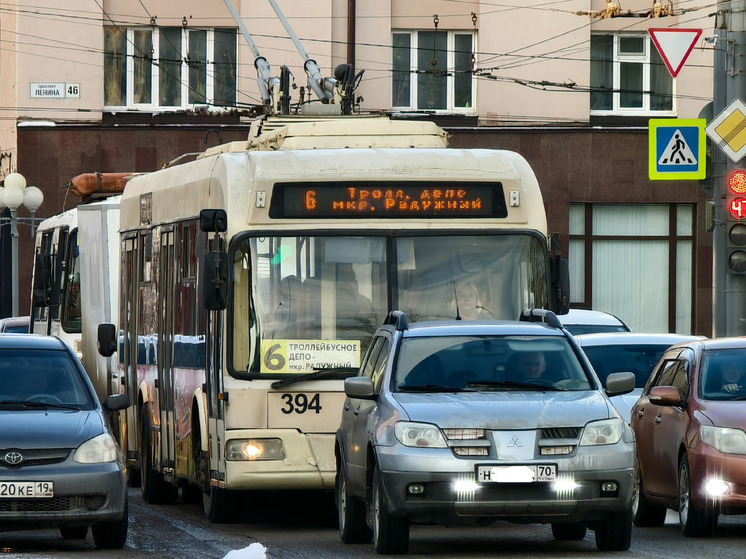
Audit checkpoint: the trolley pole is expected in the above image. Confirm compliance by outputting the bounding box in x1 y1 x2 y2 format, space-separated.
715 1 746 336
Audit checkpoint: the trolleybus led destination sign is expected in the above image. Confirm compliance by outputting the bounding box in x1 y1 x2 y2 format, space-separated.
269 182 507 218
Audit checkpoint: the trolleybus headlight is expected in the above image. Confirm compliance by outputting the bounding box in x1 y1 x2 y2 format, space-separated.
225 438 285 461
74 433 118 464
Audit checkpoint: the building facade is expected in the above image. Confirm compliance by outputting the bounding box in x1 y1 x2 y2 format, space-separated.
0 0 715 333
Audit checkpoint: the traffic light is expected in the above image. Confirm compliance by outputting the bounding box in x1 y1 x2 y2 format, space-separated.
726 168 746 273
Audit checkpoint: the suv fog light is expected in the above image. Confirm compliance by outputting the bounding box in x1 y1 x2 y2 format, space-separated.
552 478 578 492
601 481 618 492
705 478 730 497
540 446 573 455
225 438 285 461
408 483 425 495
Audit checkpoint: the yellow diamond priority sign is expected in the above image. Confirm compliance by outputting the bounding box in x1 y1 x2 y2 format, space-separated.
706 99 746 163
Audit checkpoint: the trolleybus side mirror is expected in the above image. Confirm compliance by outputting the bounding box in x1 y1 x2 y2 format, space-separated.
550 255 570 315
203 252 228 311
97 322 117 357
549 232 570 315
199 209 227 233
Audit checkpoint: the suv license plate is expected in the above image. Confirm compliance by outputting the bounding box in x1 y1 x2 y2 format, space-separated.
476 464 556 483
0 481 54 498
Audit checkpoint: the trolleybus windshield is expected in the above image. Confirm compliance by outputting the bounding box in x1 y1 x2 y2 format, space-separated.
230 233 548 376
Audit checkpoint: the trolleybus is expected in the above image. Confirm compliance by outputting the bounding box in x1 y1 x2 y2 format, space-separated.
97 116 569 521
30 175 128 403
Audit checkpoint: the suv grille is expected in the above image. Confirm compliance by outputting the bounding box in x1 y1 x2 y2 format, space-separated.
542 427 581 439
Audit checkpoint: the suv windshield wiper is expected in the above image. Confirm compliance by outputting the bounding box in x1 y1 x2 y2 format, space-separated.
270 367 358 389
465 380 564 391
0 400 81 410
397 384 474 393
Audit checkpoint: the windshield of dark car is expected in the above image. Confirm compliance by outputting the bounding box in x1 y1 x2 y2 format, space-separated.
0 349 96 409
394 335 592 392
581 344 671 387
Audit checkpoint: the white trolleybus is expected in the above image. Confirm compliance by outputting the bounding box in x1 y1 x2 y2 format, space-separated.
30 175 129 402
96 117 569 522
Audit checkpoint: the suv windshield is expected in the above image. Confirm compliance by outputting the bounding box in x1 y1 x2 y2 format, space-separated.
394 336 592 392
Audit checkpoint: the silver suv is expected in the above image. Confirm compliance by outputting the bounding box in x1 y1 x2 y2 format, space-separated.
335 309 636 554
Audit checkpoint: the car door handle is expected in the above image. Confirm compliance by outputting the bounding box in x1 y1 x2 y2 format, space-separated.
655 416 662 423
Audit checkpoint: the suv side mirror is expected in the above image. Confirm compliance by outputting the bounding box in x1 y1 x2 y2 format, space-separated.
344 377 376 400
605 372 635 397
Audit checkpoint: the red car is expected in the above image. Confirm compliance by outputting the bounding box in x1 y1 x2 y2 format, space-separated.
631 338 746 537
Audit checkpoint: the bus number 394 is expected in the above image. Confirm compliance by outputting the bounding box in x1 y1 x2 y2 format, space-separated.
280 393 322 414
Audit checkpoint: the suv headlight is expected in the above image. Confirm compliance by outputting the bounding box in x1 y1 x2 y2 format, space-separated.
395 422 447 448
73 433 118 464
579 418 623 446
701 426 746 454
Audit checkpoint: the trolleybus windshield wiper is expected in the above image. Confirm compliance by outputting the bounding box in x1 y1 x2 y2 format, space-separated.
270 367 358 389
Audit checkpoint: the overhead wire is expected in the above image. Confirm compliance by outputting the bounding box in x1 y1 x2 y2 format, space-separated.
0 1 719 117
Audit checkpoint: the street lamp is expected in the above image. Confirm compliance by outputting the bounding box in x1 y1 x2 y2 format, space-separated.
0 172 44 317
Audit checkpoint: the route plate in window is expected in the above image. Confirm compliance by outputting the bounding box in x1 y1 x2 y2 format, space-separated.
0 481 54 498
476 464 556 483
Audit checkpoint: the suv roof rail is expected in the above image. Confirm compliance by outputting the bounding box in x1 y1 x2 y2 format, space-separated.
384 310 408 331
519 308 562 329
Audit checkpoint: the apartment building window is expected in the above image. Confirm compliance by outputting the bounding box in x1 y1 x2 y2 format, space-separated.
590 34 673 115
569 204 694 333
104 27 236 110
392 31 475 111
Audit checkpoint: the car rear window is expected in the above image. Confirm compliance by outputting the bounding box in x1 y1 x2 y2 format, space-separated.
394 336 592 391
0 349 96 409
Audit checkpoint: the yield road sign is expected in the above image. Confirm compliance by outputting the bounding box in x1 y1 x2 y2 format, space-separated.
706 99 746 163
649 119 706 180
649 28 702 78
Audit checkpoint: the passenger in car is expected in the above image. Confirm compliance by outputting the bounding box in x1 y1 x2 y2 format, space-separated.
513 350 547 381
719 361 744 394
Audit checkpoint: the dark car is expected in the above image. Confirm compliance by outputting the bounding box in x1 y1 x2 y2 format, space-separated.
558 309 631 336
0 334 130 548
631 337 746 537
575 332 705 422
335 309 636 554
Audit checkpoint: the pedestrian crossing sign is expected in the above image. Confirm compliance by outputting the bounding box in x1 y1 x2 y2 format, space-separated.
649 119 706 180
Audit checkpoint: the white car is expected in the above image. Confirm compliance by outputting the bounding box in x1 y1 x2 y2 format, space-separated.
558 309 630 336
0 316 29 334
574 332 705 422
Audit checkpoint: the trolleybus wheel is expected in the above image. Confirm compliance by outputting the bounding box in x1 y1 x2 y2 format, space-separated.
139 406 176 504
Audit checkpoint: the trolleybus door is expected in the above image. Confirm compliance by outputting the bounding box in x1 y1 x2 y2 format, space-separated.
121 237 140 469
158 230 176 476
205 307 225 483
